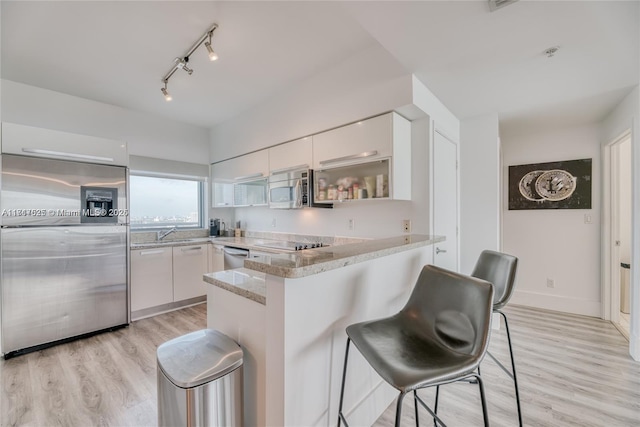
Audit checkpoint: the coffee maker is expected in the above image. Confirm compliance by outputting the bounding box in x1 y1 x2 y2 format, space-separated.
209 218 220 237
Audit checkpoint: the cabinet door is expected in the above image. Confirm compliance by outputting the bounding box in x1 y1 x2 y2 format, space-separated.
1 122 129 167
312 113 393 169
213 150 269 182
233 178 268 207
269 137 312 173
209 245 225 272
212 181 234 207
130 248 173 312
212 151 269 207
173 245 208 301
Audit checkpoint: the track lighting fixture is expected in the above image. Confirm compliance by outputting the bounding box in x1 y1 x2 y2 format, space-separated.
160 23 218 100
161 82 172 101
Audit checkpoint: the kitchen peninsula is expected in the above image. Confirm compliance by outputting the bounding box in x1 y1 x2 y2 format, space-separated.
204 234 443 426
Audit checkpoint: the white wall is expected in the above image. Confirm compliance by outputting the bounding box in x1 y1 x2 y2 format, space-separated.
601 85 640 360
618 138 632 265
209 44 412 163
501 124 602 317
459 113 500 274
1 80 210 164
601 86 639 144
209 45 443 239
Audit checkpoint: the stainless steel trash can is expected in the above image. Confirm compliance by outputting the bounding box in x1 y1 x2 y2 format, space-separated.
157 329 243 427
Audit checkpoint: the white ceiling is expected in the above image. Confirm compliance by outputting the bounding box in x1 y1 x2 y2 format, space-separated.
2 1 638 132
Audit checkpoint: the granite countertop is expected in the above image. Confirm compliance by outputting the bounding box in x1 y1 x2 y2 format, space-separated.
203 234 443 304
130 236 284 251
131 237 214 249
244 234 444 279
203 268 266 305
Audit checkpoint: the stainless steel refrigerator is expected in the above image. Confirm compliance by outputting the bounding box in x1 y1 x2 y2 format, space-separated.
1 154 129 358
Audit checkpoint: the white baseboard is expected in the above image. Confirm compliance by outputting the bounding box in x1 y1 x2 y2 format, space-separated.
509 290 601 317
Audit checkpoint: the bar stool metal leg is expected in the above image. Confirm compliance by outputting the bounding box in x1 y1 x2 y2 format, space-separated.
395 392 407 427
499 310 522 427
473 373 490 427
414 390 420 427
337 338 351 427
433 385 440 427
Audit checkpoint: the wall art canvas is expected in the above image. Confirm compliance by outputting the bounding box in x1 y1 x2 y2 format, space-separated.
508 158 592 210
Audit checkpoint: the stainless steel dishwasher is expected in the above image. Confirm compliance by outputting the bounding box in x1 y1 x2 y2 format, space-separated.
223 246 250 270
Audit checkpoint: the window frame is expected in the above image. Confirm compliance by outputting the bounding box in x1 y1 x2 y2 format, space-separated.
129 172 206 231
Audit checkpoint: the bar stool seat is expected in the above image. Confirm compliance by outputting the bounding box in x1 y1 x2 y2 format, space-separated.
337 265 495 427
346 314 481 392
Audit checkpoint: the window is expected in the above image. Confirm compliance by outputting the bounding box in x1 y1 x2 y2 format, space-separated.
130 175 204 230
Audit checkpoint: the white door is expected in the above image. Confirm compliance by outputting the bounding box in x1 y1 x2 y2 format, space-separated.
433 131 458 271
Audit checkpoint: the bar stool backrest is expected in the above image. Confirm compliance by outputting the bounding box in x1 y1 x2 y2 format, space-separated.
471 250 518 310
400 265 494 358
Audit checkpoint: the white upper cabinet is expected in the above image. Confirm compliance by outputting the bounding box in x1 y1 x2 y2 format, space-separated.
211 149 269 207
215 150 269 182
1 122 128 166
312 113 407 169
268 137 312 174
312 112 411 201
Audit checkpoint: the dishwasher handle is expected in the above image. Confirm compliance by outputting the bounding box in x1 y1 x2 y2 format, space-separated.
223 246 249 257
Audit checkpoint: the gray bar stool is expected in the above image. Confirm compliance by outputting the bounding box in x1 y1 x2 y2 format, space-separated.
471 250 521 427
337 265 494 427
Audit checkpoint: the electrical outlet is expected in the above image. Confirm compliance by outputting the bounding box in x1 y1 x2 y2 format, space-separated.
271 218 276 228
348 219 354 230
546 278 555 288
402 220 411 233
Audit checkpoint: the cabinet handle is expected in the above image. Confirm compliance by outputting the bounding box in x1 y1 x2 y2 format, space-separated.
140 249 164 255
22 148 115 163
234 172 264 181
435 247 447 254
269 164 310 175
319 150 378 166
181 246 203 251
295 179 303 208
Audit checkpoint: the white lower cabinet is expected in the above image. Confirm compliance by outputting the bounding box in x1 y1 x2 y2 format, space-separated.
209 244 224 272
172 244 209 301
131 243 225 316
130 247 173 312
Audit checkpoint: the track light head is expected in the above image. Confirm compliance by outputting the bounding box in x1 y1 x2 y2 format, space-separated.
161 81 172 101
161 85 172 102
205 41 218 61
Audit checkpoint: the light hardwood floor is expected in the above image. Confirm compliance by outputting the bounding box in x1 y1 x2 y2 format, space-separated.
2 303 639 426
373 305 640 427
1 304 207 427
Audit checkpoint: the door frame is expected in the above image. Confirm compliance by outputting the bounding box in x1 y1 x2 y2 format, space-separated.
429 126 460 271
602 129 631 323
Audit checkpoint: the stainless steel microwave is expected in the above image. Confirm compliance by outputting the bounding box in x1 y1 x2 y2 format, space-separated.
268 168 332 209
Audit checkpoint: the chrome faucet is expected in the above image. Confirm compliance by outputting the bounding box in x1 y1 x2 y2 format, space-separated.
157 227 177 241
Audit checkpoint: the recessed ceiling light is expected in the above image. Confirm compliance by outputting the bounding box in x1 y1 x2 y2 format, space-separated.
544 46 560 58
488 0 519 12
